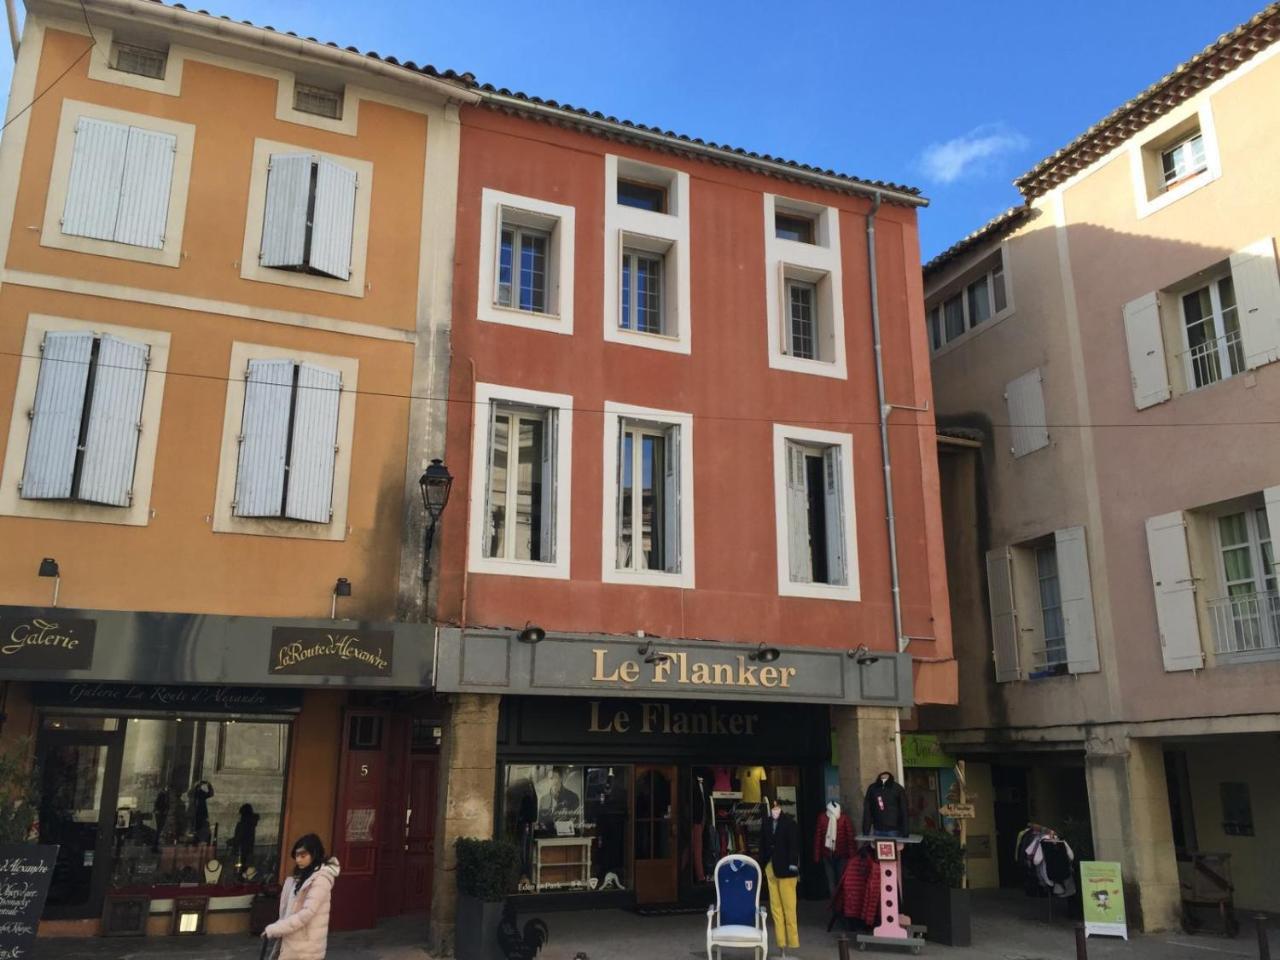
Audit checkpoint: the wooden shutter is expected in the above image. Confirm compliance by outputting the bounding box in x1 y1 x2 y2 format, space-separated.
1122 292 1171 409
283 363 342 523
1264 486 1280 581
77 335 148 506
61 117 129 242
259 153 312 268
20 331 94 500
113 127 176 249
483 403 504 559
1054 526 1100 674
538 409 557 563
615 421 629 569
663 424 681 573
785 442 812 582
1005 368 1049 457
822 445 847 586
309 157 357 280
233 359 295 517
985 546 1021 682
1144 511 1205 671
1229 238 1280 369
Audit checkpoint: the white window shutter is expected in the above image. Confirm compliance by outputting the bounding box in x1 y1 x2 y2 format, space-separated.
615 423 629 568
309 157 357 280
1005 368 1049 458
484 403 504 559
822 446 847 586
1264 486 1280 581
985 546 1021 682
260 153 312 268
1122 292 1171 409
1229 238 1280 369
20 331 94 499
233 359 295 517
539 410 557 563
1054 526 1100 674
1144 511 1205 671
77 335 148 506
62 117 129 241
785 443 812 582
778 261 792 354
663 424 681 573
283 363 342 523
113 127 176 249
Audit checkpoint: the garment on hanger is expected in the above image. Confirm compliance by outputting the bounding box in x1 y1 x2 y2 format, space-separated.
834 848 881 927
711 767 732 793
691 776 709 881
814 801 854 861
735 766 768 803
1034 836 1076 897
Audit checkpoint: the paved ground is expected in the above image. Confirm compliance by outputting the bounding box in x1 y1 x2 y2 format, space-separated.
38 890 1279 960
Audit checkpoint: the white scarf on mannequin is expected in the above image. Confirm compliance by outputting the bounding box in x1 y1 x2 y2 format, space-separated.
825 800 840 852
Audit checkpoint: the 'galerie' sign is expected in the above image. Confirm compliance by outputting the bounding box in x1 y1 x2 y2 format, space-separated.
590 647 798 690
269 627 394 678
0 616 95 670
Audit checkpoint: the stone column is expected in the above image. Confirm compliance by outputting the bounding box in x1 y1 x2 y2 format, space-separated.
1085 735 1180 932
832 704 902 824
428 693 501 956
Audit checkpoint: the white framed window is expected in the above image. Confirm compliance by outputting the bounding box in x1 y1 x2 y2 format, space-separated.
0 315 170 527
468 383 573 579
763 194 845 378
211 343 358 541
478 188 575 334
41 100 194 267
1209 503 1278 657
240 139 373 297
1129 101 1222 218
1034 543 1066 669
110 41 168 80
772 424 858 601
604 156 690 354
926 249 1011 353
601 402 694 588
1179 274 1244 389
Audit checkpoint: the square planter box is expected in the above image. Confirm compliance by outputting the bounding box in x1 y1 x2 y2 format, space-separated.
903 880 971 947
455 893 506 960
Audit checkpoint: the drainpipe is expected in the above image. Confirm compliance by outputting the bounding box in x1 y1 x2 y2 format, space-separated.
865 192 907 654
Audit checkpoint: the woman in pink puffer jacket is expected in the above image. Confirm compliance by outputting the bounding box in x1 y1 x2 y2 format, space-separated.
263 834 341 960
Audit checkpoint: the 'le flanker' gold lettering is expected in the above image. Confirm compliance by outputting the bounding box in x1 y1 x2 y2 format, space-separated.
2 619 79 656
590 647 796 689
589 700 759 736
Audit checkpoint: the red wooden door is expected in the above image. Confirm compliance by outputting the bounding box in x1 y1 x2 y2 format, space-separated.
404 753 438 913
377 717 409 918
330 709 388 931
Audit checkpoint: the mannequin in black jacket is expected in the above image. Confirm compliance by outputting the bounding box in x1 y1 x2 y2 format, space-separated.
861 771 909 836
761 799 801 955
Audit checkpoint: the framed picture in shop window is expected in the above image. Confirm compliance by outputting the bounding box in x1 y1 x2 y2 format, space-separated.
216 721 285 774
102 894 151 936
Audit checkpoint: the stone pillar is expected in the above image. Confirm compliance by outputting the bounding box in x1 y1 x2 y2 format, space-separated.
428 693 501 956
832 704 902 824
1085 736 1180 932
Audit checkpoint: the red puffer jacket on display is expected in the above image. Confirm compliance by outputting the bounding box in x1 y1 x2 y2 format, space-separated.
834 852 881 927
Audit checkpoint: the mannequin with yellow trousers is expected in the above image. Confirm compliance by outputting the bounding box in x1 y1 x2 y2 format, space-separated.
760 797 800 956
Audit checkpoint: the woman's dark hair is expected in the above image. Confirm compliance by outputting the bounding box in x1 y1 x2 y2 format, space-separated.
290 834 326 889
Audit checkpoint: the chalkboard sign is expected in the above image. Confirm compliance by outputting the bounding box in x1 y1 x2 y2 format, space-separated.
0 845 58 958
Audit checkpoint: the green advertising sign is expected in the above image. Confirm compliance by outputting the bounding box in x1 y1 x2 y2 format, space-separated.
1080 860 1128 939
901 733 953 769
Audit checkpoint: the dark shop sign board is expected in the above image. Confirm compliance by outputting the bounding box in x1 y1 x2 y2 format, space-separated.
0 845 58 959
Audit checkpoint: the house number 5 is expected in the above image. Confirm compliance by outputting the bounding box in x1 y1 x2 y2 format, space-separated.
360 763 370 777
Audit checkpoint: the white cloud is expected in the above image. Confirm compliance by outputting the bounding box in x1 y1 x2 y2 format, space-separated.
918 125 1029 184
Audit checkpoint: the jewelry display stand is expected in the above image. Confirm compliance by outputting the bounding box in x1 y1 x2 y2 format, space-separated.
854 834 927 954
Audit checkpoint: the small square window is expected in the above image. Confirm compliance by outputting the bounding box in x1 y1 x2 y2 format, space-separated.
1161 132 1207 191
111 42 167 80
621 248 665 334
617 178 667 213
479 190 575 333
1220 782 1254 836
775 212 815 244
294 83 344 120
499 226 550 313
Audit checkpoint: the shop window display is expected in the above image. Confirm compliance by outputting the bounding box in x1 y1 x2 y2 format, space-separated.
694 765 798 882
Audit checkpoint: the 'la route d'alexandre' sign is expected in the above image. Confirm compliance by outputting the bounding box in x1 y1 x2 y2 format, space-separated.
269 627 394 678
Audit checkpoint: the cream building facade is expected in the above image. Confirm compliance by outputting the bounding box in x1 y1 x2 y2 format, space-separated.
922 4 1280 931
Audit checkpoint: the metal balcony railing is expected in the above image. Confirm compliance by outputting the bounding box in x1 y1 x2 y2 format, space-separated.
1183 326 1244 389
1207 590 1280 655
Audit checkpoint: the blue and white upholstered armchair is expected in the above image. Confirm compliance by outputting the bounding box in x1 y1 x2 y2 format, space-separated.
706 854 768 960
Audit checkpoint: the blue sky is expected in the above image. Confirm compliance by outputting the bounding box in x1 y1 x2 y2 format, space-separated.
2 1 1267 258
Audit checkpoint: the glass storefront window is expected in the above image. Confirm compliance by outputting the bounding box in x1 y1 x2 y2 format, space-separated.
501 764 631 894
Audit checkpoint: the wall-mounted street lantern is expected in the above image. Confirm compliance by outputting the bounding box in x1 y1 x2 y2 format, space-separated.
38 557 60 607
331 577 351 619
418 459 454 585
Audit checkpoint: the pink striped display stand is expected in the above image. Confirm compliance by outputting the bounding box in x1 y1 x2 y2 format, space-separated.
855 834 926 954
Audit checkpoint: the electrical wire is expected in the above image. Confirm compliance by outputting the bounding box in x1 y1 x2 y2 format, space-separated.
0 0 96 134
2 347 1276 431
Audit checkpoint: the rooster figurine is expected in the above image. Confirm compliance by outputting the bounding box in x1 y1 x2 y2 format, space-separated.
498 901 549 959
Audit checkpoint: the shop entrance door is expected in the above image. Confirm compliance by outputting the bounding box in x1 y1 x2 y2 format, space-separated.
330 709 389 931
375 719 438 918
36 726 124 920
634 764 677 904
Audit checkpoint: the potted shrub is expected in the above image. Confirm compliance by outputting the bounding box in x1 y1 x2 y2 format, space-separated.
455 837 518 960
902 829 971 946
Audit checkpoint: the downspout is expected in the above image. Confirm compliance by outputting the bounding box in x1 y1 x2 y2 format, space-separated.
866 192 906 654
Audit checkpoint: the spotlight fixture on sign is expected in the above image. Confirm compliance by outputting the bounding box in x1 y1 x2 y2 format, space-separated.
418 458 454 585
517 622 546 645
847 643 880 666
38 557 60 607
636 639 673 666
748 642 781 663
331 577 351 619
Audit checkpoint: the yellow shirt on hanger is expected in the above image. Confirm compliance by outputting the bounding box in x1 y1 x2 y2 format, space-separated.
736 766 768 803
